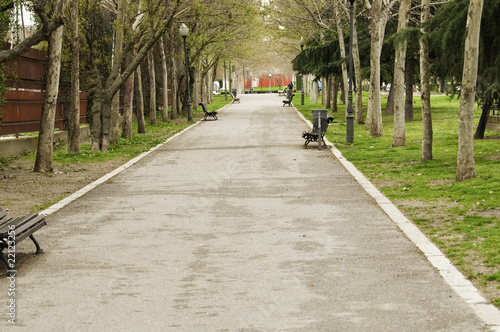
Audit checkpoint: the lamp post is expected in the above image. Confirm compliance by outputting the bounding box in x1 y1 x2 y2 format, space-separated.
346 0 355 143
269 74 272 93
299 37 305 106
179 23 192 122
223 60 227 101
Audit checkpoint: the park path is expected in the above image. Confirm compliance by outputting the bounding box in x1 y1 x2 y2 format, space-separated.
0 94 495 331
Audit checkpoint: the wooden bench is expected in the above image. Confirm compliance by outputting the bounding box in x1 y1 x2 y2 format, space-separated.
283 94 295 106
231 92 240 103
278 89 285 96
199 102 218 120
0 208 46 270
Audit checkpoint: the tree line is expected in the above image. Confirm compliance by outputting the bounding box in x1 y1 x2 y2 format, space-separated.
270 0 499 181
0 0 263 172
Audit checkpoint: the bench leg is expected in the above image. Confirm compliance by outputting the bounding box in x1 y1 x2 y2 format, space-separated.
0 253 9 269
29 235 44 254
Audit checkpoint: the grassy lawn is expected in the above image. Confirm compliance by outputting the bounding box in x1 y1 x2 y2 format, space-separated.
295 91 500 307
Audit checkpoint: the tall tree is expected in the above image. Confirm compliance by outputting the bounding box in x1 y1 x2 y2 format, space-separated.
68 0 80 153
34 24 64 173
456 0 484 181
365 0 392 138
392 0 411 147
159 37 169 121
419 0 433 161
110 0 125 144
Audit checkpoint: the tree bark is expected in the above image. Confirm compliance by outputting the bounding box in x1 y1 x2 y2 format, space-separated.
110 0 125 144
147 48 157 125
353 3 364 125
367 0 388 137
68 0 80 153
420 0 433 161
474 99 491 139
135 64 146 133
335 2 348 108
332 75 339 113
122 53 134 138
170 51 178 119
405 56 415 121
392 0 411 147
456 0 483 181
159 37 169 121
34 25 64 173
385 85 394 114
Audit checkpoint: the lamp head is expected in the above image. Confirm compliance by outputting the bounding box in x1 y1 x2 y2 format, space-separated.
179 23 189 37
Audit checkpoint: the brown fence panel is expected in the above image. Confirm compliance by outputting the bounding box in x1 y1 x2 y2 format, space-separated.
1 43 87 136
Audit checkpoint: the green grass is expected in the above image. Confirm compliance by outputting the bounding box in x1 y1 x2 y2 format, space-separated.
295 91 500 306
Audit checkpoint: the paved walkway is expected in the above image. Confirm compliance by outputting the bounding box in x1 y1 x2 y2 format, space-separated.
1 94 499 331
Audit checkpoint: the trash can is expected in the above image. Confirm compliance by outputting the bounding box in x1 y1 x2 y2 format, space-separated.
232 89 237 97
312 109 328 135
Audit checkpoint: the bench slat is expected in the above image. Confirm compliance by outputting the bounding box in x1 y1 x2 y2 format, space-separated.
0 214 44 237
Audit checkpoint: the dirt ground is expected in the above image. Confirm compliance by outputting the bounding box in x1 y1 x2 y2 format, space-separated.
1 156 126 215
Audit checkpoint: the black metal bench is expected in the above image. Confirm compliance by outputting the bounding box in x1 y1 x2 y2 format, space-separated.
0 208 46 270
283 94 295 106
231 92 240 103
199 102 218 120
302 109 328 148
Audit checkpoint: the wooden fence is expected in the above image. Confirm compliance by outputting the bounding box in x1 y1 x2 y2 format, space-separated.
1 43 88 136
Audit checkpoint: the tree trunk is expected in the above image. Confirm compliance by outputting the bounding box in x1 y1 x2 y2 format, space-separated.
420 0 433 161
353 3 364 125
367 0 388 137
110 0 125 144
68 0 80 153
474 99 491 139
456 0 483 181
392 0 411 147
34 25 64 173
386 85 394 114
135 64 146 133
147 48 157 125
122 53 134 138
159 37 169 121
332 75 339 113
89 67 104 151
170 52 178 119
310 79 318 104
335 2 348 108
324 76 331 109
405 55 415 121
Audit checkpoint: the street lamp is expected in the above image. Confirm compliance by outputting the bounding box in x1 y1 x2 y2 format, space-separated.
299 37 305 105
223 60 227 101
179 23 192 122
269 74 272 93
346 0 355 143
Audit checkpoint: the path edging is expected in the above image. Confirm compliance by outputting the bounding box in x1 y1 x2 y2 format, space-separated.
295 107 500 330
